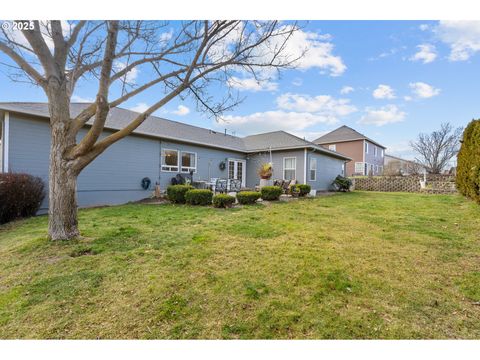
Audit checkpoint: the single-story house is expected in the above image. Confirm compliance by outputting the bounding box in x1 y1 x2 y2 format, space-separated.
0 102 351 211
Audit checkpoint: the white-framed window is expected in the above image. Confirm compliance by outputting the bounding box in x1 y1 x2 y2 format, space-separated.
379 166 383 175
380 149 384 157
374 146 378 157
365 141 369 154
355 162 364 174
161 149 179 172
328 144 336 151
375 165 379 173
283 157 296 181
309 157 317 181
180 151 197 173
365 163 368 175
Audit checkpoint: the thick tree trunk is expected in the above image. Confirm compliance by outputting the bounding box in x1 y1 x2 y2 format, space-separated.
48 152 79 240
47 84 80 241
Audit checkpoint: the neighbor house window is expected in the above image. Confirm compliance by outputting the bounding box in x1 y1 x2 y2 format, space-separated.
309 157 317 181
283 157 296 181
328 144 336 151
380 149 384 157
161 149 179 172
365 142 369 154
374 146 378 157
181 151 197 173
355 162 364 174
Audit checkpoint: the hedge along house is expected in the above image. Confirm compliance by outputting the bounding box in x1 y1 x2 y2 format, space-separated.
0 102 350 211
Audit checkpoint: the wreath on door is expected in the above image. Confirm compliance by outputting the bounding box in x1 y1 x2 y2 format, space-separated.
219 161 226 171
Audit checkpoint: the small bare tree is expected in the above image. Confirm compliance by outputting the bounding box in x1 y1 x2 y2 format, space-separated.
409 123 463 174
0 20 301 240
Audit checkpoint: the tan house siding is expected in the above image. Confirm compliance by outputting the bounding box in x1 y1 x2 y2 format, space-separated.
321 140 364 176
321 139 385 176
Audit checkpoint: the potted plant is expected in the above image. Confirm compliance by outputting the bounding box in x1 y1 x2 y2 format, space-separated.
258 162 273 188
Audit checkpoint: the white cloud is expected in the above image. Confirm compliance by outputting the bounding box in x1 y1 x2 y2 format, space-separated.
290 130 329 141
113 61 139 83
159 29 173 42
227 76 278 92
276 93 357 116
216 92 356 135
340 86 354 95
210 24 346 77
358 105 406 126
409 82 441 99
410 44 437 64
71 95 94 103
419 24 430 31
372 84 396 99
404 95 413 101
219 110 338 135
172 105 190 116
287 29 346 76
292 78 303 87
130 103 150 113
434 20 480 61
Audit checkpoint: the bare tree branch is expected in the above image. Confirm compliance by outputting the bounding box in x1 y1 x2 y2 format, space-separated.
410 123 463 174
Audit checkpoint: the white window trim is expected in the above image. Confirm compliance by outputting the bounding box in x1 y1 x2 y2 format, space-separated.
374 146 378 157
328 144 336 151
180 151 197 173
1 112 9 173
309 157 317 181
365 141 369 154
283 156 297 181
355 162 364 175
161 148 179 172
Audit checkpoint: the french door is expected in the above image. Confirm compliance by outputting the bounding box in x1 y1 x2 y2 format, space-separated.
228 159 246 187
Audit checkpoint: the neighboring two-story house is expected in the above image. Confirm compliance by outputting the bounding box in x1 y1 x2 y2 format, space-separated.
313 125 386 176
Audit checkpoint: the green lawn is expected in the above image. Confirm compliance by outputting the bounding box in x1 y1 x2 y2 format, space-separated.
0 192 479 339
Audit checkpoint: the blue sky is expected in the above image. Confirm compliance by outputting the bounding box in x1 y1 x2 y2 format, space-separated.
1 20 479 159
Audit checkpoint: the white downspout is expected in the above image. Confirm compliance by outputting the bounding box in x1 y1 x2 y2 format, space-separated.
3 112 9 173
303 148 307 184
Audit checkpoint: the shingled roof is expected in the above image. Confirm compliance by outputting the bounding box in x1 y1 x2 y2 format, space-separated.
0 102 351 160
313 125 386 149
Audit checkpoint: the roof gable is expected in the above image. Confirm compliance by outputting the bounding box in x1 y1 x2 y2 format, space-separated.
313 125 386 149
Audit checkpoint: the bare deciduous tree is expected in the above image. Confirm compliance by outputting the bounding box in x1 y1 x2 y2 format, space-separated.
409 122 463 174
0 20 301 240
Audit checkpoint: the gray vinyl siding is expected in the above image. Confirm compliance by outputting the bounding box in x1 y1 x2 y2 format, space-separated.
364 140 385 175
246 149 305 188
8 114 159 210
306 151 345 190
158 140 245 189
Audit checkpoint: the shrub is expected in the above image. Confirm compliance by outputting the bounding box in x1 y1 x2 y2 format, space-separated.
292 184 311 197
185 189 213 206
212 194 236 208
260 186 282 201
332 175 352 192
236 191 261 205
0 173 46 224
456 119 480 203
167 184 193 203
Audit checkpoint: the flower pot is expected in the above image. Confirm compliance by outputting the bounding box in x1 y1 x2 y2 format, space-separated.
259 179 273 188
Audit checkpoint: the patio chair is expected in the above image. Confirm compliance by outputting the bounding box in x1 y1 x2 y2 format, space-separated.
287 179 297 194
229 179 242 193
215 178 228 194
281 180 291 194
